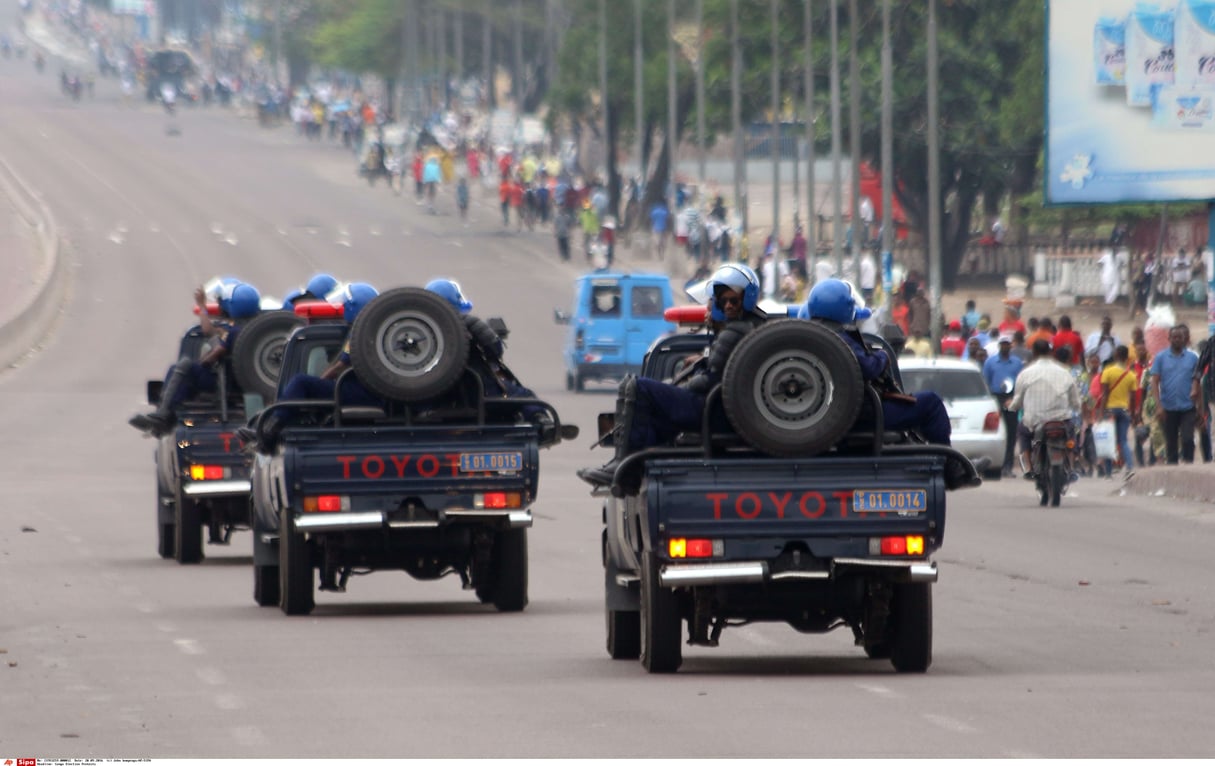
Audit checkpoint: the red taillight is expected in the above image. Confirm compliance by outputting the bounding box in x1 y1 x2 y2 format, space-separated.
302 495 349 512
294 301 344 319
668 538 716 558
878 535 924 556
189 464 227 480
475 492 522 509
192 303 222 316
664 305 709 325
984 412 1000 432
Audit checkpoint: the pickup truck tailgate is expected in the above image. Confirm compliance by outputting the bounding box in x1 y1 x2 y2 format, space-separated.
175 422 251 497
646 455 947 561
279 424 540 527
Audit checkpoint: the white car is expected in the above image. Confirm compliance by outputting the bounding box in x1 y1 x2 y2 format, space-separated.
897 357 1007 478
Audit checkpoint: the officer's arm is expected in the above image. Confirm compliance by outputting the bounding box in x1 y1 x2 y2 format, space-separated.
320 358 349 380
199 343 226 366
194 286 217 336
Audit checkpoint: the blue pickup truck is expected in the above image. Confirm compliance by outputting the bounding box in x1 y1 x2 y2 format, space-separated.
594 315 976 673
246 288 575 615
556 272 675 391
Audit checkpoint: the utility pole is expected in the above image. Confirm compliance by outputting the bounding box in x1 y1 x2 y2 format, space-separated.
731 0 745 238
928 0 943 351
513 0 523 107
482 4 493 110
455 0 464 86
635 0 645 186
668 0 677 207
805 0 816 257
880 0 893 296
770 0 780 245
848 0 861 277
829 0 843 274
438 4 448 110
696 0 706 189
600 0 608 178
272 0 283 86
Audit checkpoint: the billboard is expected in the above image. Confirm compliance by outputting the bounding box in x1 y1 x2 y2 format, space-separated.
1047 0 1215 205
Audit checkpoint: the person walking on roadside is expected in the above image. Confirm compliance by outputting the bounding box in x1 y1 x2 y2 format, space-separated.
1085 315 1119 367
650 200 670 260
984 335 1025 476
1149 324 1201 464
498 175 513 227
1097 344 1139 477
455 175 470 224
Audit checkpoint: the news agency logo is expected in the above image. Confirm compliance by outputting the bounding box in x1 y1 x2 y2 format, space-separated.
16 759 36 766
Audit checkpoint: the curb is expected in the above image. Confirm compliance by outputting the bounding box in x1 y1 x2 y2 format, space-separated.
0 156 67 372
1120 466 1215 505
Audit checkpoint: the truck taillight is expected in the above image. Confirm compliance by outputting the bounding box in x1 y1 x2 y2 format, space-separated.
475 492 522 510
303 495 350 512
668 538 721 559
189 464 229 480
871 535 925 556
984 412 1000 432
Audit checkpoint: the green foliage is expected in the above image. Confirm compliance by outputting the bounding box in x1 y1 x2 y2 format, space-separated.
310 0 403 79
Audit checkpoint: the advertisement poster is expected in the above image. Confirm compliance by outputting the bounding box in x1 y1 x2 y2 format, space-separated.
1047 0 1215 204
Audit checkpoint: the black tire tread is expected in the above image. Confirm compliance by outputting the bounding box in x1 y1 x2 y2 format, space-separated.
230 311 305 402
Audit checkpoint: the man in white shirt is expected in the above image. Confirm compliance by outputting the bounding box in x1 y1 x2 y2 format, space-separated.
1007 339 1082 478
1171 249 1191 302
859 252 877 303
1085 315 1119 366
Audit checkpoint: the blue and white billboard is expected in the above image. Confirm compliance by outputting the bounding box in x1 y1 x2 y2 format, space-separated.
1047 0 1215 204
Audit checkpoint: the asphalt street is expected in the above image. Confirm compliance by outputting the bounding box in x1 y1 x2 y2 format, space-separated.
1 22 1214 759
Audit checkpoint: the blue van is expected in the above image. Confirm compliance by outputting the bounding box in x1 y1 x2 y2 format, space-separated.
555 272 676 391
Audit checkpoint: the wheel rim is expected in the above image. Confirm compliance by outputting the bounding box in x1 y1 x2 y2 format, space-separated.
254 336 288 388
751 349 835 431
374 309 446 379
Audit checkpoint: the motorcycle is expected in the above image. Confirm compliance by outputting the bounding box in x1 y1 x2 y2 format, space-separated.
1030 420 1075 507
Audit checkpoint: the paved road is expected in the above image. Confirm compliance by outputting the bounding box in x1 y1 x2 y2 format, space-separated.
2 24 1214 760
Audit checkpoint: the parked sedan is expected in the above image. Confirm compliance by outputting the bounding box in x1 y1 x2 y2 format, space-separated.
898 358 1006 479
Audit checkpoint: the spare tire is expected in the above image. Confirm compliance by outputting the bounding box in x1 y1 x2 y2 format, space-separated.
231 311 305 402
348 287 469 402
721 319 864 457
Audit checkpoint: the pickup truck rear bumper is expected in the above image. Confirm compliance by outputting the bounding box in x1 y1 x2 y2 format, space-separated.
659 559 938 587
182 479 252 497
293 508 533 533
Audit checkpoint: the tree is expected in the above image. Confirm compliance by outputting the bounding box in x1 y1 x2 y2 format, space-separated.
311 0 404 111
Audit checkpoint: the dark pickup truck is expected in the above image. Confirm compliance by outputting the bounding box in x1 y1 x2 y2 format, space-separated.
146 309 308 564
597 316 975 673
149 325 252 564
247 288 574 615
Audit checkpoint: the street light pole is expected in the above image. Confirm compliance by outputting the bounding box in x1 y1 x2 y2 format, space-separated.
731 0 745 239
805 0 815 258
668 0 677 209
927 0 943 352
829 0 843 274
880 0 893 296
600 0 608 179
770 0 780 246
635 0 645 187
848 0 861 278
696 0 706 190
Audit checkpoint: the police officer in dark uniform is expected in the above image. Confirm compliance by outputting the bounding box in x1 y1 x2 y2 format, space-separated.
578 263 768 487
801 278 984 487
129 280 262 437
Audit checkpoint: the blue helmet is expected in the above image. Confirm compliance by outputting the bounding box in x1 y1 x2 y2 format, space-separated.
220 282 262 319
204 274 242 301
328 282 379 323
707 263 760 322
305 272 339 298
281 288 306 309
802 278 871 324
425 278 473 315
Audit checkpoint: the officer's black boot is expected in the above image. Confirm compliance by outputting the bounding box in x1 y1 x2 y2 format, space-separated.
577 377 638 488
129 359 189 437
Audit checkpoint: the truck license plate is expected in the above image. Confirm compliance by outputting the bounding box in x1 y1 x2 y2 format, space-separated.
459 452 523 472
852 489 927 514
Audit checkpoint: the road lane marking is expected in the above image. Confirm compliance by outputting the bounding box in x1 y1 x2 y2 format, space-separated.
855 683 898 697
922 713 977 734
197 667 226 686
173 638 204 655
214 694 243 710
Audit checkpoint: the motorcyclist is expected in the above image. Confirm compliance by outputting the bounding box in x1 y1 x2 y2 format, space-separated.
578 263 768 488
1007 339 1082 480
129 279 261 437
801 279 985 489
